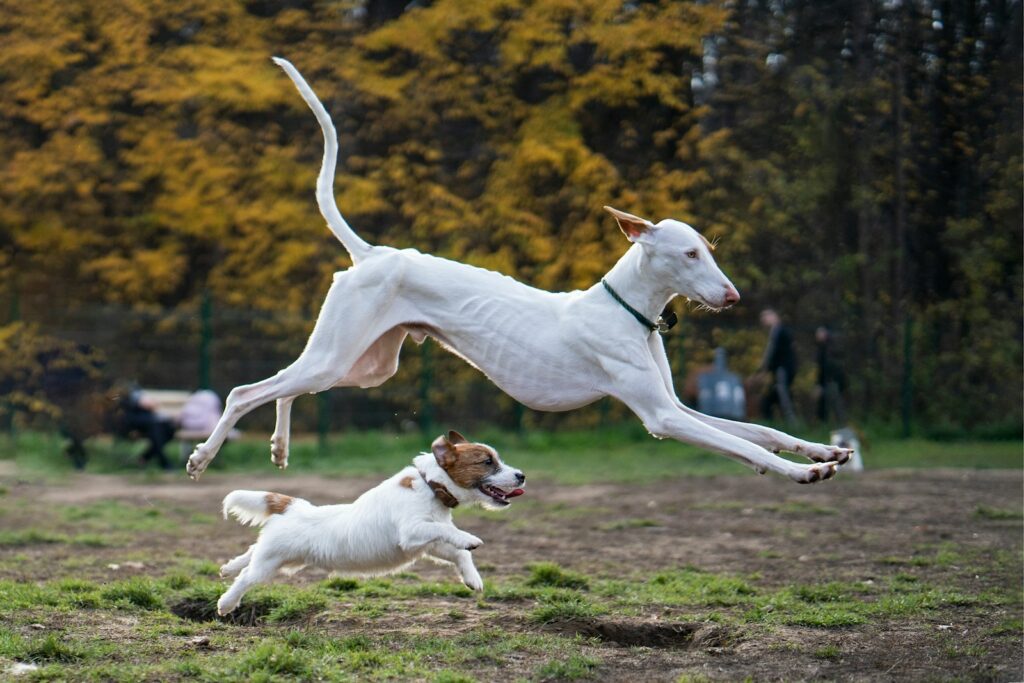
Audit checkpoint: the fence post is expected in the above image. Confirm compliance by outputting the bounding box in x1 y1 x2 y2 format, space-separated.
901 315 913 437
418 339 434 435
4 274 18 437
199 290 212 390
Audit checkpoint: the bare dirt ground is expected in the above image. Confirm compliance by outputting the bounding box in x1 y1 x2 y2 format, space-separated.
2 467 1022 681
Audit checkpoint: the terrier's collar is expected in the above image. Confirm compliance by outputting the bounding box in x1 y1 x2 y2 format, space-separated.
416 468 459 508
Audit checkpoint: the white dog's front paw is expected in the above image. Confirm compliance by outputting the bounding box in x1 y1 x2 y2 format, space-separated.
794 441 852 464
789 462 839 485
216 595 237 616
462 569 484 592
270 436 289 470
453 532 483 551
186 445 213 481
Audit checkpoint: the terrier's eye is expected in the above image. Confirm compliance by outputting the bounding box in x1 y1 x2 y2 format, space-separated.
686 249 698 259
483 457 493 466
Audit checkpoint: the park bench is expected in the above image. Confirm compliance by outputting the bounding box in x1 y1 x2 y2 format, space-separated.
139 389 240 459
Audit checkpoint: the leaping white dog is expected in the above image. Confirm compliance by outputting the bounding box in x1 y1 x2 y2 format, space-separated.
186 57 851 484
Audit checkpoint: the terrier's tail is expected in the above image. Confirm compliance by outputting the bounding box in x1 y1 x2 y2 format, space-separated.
222 490 297 527
272 57 374 263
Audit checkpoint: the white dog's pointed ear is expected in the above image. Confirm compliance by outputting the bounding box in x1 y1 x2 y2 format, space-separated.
604 206 654 243
447 430 467 445
432 434 457 468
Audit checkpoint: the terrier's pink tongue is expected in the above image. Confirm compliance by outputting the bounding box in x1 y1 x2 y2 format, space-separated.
507 488 525 498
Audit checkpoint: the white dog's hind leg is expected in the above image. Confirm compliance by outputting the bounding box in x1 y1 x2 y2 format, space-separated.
646 336 852 465
187 272 408 480
426 541 484 591
265 328 406 472
270 397 296 469
220 544 255 579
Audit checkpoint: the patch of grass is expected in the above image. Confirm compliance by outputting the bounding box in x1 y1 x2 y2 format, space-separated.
101 577 165 611
526 562 590 590
814 644 841 660
233 640 312 678
761 500 839 516
433 670 477 683
0 529 68 546
324 576 360 591
536 653 600 680
974 504 1023 520
265 588 329 623
530 595 603 623
22 633 101 663
597 518 659 531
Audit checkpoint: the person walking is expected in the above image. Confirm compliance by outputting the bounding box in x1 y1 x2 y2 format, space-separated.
759 309 798 424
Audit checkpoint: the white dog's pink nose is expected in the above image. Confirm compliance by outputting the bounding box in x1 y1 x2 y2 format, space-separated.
723 287 740 307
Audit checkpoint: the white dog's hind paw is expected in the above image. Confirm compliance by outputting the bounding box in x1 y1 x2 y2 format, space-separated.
270 436 289 470
789 462 839 485
186 445 213 481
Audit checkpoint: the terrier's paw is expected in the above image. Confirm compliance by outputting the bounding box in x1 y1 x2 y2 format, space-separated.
219 564 239 579
455 533 483 551
462 570 484 592
790 462 839 485
270 436 289 470
186 445 212 481
216 596 237 616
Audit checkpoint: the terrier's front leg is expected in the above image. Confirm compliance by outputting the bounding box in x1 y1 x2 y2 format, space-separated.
427 541 484 591
399 522 482 553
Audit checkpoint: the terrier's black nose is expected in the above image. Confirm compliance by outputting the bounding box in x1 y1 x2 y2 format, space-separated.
515 471 526 484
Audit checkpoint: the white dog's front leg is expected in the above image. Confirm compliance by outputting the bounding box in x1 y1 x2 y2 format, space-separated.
613 365 838 484
426 541 483 591
646 336 852 465
399 522 482 553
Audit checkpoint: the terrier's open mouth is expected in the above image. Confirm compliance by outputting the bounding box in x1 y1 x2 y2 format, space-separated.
479 483 525 505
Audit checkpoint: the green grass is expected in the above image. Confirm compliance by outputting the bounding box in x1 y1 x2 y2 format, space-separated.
974 504 1023 520
526 563 590 590
3 427 1020 484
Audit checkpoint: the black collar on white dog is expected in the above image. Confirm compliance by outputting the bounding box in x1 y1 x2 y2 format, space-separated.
417 468 459 508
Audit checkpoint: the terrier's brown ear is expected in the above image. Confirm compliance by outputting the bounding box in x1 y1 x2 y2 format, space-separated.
447 430 467 445
432 434 456 468
604 206 653 242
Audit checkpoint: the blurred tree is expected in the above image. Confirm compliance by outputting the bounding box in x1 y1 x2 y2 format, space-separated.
0 0 1019 431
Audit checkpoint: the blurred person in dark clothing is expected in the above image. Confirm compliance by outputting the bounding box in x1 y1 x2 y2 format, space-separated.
759 309 797 424
118 385 175 470
815 326 847 424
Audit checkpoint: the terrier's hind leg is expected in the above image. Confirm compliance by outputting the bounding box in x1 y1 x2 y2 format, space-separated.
220 544 255 579
217 553 284 616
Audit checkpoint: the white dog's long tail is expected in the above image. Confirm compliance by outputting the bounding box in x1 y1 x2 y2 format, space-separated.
272 57 373 262
223 490 297 527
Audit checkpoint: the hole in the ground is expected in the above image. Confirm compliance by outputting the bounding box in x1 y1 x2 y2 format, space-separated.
170 597 276 627
544 618 733 648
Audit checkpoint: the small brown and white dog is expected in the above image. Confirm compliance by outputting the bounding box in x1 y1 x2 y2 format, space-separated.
215 431 525 616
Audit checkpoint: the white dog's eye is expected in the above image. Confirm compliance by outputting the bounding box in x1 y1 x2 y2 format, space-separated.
686 249 698 259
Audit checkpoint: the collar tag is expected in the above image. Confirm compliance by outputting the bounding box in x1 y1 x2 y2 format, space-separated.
601 279 676 335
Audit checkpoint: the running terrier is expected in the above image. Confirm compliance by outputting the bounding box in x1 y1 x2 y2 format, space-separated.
215 431 524 616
